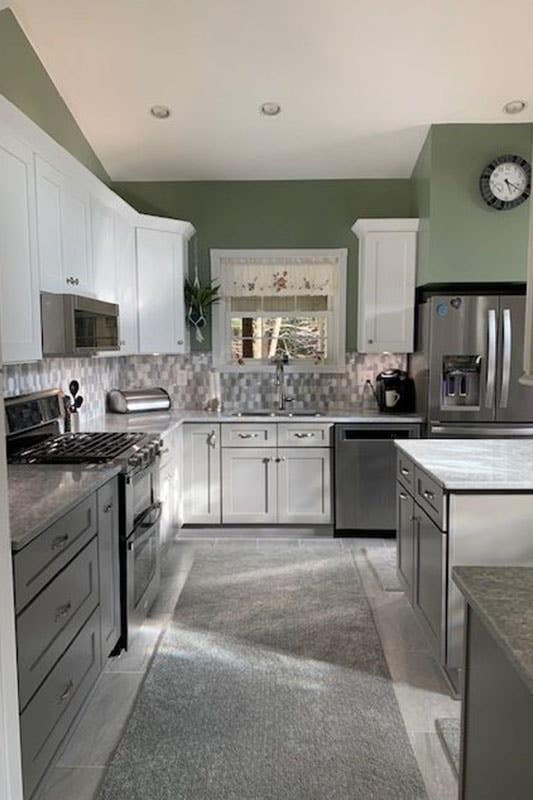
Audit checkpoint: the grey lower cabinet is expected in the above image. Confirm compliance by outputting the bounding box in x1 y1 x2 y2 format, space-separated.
13 476 120 799
396 483 415 599
413 506 447 663
460 605 533 799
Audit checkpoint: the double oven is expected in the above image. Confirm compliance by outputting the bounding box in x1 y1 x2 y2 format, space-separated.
121 454 162 649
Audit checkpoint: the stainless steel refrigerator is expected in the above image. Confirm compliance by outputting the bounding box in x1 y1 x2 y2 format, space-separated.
410 290 533 436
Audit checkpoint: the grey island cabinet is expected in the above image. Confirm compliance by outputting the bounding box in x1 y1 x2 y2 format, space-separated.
395 439 533 695
8 465 121 800
453 567 533 800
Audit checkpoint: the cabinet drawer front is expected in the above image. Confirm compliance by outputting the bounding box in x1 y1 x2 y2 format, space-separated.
221 423 277 447
20 607 101 800
14 494 97 612
277 422 332 447
415 468 446 530
17 537 99 711
397 453 415 490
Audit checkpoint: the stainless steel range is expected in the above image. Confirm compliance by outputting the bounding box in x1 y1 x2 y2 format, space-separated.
5 389 162 651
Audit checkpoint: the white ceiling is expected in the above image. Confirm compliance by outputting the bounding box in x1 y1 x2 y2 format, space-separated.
10 0 533 181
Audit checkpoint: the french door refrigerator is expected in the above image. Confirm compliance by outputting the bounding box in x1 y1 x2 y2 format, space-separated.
409 290 533 436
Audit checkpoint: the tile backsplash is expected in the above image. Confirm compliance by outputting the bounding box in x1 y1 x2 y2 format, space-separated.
3 352 406 418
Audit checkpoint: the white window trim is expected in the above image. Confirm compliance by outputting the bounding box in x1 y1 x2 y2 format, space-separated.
211 248 347 373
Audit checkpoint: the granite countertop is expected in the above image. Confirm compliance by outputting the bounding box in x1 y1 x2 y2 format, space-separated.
82 409 424 437
9 464 121 552
395 439 533 491
453 566 533 695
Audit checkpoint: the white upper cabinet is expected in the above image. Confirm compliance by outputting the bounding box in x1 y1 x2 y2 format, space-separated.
136 218 194 354
91 198 116 302
353 218 419 354
114 213 138 354
35 156 93 295
0 130 41 364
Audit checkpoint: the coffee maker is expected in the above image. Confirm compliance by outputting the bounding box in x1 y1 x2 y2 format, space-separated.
375 369 415 413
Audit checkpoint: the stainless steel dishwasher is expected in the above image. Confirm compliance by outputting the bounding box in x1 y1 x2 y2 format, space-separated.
334 423 420 534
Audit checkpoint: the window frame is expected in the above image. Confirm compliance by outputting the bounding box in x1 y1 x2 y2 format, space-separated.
211 248 347 373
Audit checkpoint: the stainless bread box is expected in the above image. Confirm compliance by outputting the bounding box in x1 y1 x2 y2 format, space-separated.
107 388 171 414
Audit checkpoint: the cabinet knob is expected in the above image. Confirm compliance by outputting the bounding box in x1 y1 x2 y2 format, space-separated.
177 339 184 346
104 502 113 513
368 338 374 344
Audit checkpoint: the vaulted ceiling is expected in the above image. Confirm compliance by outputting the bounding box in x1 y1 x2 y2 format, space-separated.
10 0 533 180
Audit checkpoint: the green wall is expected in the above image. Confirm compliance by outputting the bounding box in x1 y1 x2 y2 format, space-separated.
0 8 108 183
412 123 533 285
113 179 413 350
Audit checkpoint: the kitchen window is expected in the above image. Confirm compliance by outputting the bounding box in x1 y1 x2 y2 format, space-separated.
211 249 347 372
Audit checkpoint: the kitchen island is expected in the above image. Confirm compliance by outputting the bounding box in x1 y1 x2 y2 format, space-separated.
453 566 533 799
395 439 533 695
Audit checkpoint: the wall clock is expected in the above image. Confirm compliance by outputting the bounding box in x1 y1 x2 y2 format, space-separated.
479 154 531 210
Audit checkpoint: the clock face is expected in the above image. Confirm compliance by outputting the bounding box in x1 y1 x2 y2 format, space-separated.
480 155 531 210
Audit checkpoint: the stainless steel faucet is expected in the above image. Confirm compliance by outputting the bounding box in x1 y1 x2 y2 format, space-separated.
272 353 290 411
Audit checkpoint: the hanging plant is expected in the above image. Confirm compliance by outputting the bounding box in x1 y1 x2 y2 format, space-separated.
184 277 220 343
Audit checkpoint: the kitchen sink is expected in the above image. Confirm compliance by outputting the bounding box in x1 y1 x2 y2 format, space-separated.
231 409 322 417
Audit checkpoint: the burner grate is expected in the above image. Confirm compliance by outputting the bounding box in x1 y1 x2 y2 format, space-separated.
15 431 145 464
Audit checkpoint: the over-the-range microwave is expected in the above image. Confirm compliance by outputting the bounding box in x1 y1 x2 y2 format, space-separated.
41 292 120 356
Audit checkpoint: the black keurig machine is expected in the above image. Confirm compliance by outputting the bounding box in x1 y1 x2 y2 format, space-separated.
375 369 415 413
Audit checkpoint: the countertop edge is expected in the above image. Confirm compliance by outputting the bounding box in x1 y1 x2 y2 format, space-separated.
452 566 533 695
10 464 122 553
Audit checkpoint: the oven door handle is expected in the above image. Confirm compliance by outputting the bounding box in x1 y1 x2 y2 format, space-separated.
127 502 162 551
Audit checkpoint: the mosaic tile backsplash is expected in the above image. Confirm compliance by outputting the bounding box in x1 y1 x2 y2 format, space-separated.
3 352 406 418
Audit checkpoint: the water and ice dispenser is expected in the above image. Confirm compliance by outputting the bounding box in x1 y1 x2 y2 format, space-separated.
441 355 482 409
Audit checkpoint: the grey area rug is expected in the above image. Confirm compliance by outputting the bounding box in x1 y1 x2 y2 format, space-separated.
436 717 460 776
365 544 403 592
97 544 428 799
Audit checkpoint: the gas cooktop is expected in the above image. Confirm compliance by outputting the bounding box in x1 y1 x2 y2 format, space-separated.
12 431 146 464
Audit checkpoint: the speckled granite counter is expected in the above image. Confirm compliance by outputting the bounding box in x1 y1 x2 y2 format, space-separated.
8 464 121 552
396 439 533 491
82 409 424 437
453 566 533 695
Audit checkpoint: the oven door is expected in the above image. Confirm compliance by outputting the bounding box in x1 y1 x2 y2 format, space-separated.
125 501 162 647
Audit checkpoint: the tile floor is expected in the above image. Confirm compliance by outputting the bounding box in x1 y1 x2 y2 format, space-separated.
37 534 459 800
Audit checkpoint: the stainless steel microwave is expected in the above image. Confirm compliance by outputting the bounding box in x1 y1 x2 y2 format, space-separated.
41 292 120 356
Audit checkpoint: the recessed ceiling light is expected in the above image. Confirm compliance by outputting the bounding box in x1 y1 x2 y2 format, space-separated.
150 105 171 119
503 100 526 115
260 102 281 116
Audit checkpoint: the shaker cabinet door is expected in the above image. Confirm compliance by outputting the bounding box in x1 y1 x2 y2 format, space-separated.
114 213 138 354
0 131 41 363
277 448 331 524
221 448 277 524
396 483 415 599
414 507 446 661
182 424 221 524
91 198 116 303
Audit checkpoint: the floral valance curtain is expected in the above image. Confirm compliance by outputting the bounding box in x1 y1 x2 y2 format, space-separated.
218 255 340 297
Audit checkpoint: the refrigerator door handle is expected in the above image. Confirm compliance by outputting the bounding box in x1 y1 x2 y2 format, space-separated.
485 309 497 408
499 308 512 409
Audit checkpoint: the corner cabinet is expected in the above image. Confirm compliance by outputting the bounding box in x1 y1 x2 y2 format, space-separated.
352 218 419 354
136 216 194 355
182 424 221 524
0 129 42 364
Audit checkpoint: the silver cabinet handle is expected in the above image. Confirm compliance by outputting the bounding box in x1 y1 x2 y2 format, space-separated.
294 432 314 438
399 492 408 501
423 490 435 501
275 456 287 462
486 308 497 408
400 467 410 476
499 308 512 409
59 679 74 703
238 433 258 439
262 457 273 464
207 430 217 448
104 501 113 513
177 339 184 345
54 602 72 622
51 533 69 551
